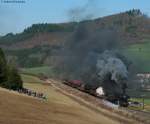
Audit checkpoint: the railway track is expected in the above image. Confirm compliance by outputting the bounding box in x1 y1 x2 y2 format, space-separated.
47 79 150 124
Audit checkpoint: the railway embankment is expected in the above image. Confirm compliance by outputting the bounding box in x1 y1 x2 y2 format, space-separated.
47 79 150 124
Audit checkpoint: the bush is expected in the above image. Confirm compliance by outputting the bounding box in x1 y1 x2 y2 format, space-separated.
6 65 23 90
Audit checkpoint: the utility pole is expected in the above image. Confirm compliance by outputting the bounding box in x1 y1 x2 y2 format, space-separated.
141 94 145 110
142 97 144 110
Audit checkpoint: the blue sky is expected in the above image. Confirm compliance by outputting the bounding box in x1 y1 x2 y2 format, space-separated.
0 0 150 35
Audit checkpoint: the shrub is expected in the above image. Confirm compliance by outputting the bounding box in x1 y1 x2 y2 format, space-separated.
6 65 23 90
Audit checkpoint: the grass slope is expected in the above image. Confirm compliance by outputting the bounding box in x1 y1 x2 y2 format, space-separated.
0 84 120 124
21 74 44 84
21 66 55 77
122 42 150 72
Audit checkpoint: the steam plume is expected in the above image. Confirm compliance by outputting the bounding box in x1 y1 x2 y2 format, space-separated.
97 50 128 84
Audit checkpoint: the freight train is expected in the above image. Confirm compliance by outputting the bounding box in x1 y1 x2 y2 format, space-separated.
63 79 129 107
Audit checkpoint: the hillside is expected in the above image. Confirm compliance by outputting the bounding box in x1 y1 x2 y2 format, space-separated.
0 84 121 124
0 9 150 72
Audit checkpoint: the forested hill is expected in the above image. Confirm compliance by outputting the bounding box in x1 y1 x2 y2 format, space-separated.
0 9 150 72
0 23 76 46
0 9 149 48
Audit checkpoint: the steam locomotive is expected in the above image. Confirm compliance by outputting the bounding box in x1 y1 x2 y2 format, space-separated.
63 79 129 107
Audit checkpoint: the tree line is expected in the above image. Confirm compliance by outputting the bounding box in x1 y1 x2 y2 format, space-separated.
0 23 76 45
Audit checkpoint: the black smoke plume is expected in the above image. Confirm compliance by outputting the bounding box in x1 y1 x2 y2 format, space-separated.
55 1 130 98
68 0 99 22
57 22 129 98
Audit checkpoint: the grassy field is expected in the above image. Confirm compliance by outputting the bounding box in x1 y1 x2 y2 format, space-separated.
21 74 44 84
122 42 150 72
129 98 150 111
21 66 55 77
130 98 150 105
